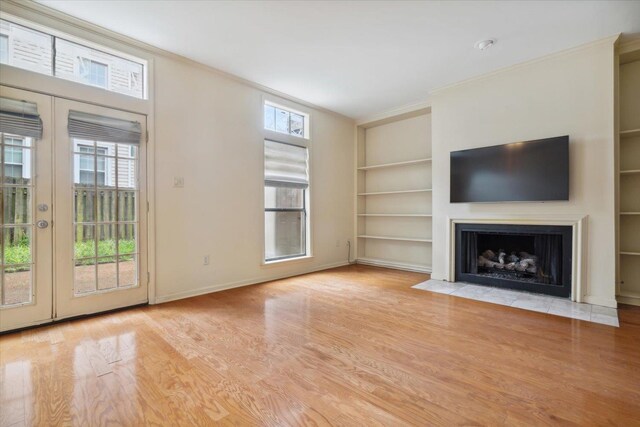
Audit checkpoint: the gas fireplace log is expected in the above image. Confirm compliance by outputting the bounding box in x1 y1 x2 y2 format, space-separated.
478 255 505 269
498 251 506 265
519 252 538 263
482 249 497 262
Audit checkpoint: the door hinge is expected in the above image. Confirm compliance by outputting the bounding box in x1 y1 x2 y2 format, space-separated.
147 201 150 212
146 132 149 143
147 272 150 284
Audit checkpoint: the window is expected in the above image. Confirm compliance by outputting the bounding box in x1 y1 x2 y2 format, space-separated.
264 103 307 138
264 140 309 261
77 144 107 186
79 58 108 88
0 18 146 99
0 34 8 63
3 136 25 179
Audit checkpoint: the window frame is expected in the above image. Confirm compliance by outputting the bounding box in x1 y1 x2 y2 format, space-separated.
0 33 8 63
264 182 307 263
78 57 109 89
76 143 108 187
261 96 312 265
0 15 147 100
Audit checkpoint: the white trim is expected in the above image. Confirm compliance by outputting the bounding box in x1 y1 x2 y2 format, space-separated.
154 261 349 304
431 35 620 95
262 255 314 267
583 295 619 308
445 215 589 304
356 100 432 126
356 257 432 273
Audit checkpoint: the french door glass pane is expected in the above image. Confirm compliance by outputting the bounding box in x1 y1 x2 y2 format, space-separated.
1 133 35 306
72 138 139 295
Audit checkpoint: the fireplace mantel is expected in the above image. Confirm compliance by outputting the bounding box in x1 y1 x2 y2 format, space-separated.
445 215 588 303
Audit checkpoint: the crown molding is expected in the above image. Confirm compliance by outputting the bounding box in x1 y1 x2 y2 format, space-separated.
356 100 431 128
0 0 354 122
431 34 621 96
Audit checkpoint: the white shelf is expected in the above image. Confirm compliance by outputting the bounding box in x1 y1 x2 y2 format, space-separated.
358 158 432 171
357 257 432 273
621 212 640 215
358 235 432 243
620 251 640 256
358 213 432 217
620 128 640 139
357 189 432 196
621 169 640 175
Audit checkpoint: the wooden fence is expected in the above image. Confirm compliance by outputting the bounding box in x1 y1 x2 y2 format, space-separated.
2 184 136 244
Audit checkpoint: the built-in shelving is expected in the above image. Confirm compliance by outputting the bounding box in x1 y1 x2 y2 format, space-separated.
355 109 433 273
616 53 640 307
357 235 432 243
357 158 432 170
357 189 431 196
357 214 432 217
620 128 640 138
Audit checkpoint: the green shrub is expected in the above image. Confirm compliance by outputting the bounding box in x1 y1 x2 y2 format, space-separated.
3 239 135 271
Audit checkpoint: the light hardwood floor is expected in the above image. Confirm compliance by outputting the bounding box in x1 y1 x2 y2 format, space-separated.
1 265 639 426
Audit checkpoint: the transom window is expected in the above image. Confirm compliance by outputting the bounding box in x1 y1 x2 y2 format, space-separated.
264 103 308 138
0 18 146 99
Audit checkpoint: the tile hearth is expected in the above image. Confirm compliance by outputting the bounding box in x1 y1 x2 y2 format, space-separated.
412 279 619 327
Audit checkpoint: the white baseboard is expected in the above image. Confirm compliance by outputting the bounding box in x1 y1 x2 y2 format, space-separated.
583 295 618 308
153 261 349 304
616 295 640 307
356 257 432 273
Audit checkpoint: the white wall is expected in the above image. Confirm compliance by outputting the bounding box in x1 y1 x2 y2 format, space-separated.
153 56 355 302
430 38 617 307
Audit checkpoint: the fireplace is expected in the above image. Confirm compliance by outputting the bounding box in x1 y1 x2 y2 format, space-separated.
455 223 572 297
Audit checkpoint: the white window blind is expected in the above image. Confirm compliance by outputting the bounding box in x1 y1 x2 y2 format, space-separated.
0 97 43 138
264 140 308 189
68 110 142 144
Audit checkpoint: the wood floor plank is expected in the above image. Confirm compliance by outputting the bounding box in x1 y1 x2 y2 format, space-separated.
1 265 639 426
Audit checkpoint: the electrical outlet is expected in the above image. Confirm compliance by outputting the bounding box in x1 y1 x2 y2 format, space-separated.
203 255 210 265
174 176 184 188
336 239 341 248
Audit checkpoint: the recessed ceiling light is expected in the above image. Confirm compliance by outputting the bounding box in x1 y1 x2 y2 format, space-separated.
475 39 496 50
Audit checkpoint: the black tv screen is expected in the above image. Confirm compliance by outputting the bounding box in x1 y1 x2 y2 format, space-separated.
450 136 569 203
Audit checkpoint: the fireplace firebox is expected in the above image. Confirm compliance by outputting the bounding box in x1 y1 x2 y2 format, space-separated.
455 223 572 297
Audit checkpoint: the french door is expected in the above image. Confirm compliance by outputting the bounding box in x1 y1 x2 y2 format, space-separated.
0 87 53 331
0 87 148 332
54 98 147 319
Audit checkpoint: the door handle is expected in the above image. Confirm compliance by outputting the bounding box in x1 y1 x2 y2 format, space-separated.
36 220 49 229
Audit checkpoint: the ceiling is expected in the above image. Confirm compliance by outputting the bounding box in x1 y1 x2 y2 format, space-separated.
36 1 640 120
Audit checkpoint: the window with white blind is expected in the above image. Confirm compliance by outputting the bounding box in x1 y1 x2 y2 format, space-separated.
264 139 309 262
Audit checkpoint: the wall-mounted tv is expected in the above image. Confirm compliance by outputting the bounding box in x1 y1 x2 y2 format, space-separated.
450 136 569 203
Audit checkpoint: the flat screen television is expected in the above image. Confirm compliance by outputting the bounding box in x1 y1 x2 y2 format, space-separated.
450 136 569 203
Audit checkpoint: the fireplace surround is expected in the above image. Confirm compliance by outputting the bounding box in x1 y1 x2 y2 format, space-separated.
455 223 573 297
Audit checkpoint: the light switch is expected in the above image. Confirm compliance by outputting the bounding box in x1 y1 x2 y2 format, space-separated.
174 177 184 188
